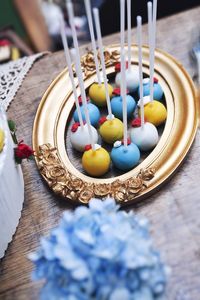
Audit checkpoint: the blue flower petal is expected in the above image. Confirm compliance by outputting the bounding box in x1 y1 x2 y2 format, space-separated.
109 287 131 300
29 198 168 300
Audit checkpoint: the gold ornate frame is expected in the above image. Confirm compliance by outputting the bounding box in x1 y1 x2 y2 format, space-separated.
32 45 198 205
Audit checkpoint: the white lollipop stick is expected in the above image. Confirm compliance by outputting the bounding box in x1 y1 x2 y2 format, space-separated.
153 0 158 46
93 8 113 120
137 16 144 128
121 49 128 148
84 0 101 85
71 48 95 151
120 0 125 53
127 0 132 71
152 0 158 93
66 2 81 65
60 16 84 129
148 2 154 103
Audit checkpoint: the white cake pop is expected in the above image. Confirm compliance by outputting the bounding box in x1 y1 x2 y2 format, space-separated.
131 118 158 151
115 0 140 93
130 16 159 152
115 63 139 93
70 122 98 152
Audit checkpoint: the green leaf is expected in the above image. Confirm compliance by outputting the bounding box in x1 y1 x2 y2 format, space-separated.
8 120 16 132
15 155 22 165
28 155 35 161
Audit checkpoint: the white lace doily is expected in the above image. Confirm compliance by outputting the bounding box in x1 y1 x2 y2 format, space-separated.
0 53 45 111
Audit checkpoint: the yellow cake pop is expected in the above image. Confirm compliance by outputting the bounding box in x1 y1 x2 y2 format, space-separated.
82 144 110 177
139 100 167 127
0 128 5 152
89 83 113 107
99 116 124 144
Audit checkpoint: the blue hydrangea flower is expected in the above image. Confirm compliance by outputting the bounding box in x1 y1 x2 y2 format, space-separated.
29 198 168 300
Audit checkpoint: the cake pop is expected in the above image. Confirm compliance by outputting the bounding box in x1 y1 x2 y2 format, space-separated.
68 0 111 175
141 100 167 126
70 122 98 152
82 144 110 176
111 87 136 120
0 128 5 152
131 118 158 151
111 139 140 171
93 7 124 144
115 62 140 94
111 26 140 171
71 45 110 176
73 96 100 127
60 15 98 152
88 82 113 107
115 0 140 93
99 116 123 144
138 77 163 101
137 4 167 128
131 13 159 152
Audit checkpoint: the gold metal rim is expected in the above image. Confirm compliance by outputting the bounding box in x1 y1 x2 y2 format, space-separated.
32 45 198 205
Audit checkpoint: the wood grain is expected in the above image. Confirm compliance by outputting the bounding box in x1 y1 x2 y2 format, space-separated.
1 6 200 300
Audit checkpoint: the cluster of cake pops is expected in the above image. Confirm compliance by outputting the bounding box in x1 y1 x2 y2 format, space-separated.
60 0 167 177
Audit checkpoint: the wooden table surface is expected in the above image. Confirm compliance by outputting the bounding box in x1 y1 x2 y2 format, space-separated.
1 6 200 300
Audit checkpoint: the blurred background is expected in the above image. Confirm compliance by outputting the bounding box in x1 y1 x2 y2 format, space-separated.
0 0 199 64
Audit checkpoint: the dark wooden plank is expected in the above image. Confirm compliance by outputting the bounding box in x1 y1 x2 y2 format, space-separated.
0 6 200 299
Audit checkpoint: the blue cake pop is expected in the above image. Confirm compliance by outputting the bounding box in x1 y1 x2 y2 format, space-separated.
73 96 100 127
138 78 164 101
111 139 140 171
111 88 136 120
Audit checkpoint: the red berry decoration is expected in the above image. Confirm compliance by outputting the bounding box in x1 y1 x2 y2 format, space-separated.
112 88 129 96
115 61 129 72
122 138 131 145
99 116 107 125
132 118 143 127
71 122 80 132
84 144 92 151
153 77 158 83
78 96 89 105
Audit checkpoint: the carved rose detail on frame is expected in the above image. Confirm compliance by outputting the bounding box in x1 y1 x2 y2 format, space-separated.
73 48 120 77
37 144 155 204
78 184 95 204
68 176 84 192
94 183 111 197
81 51 95 71
49 166 66 180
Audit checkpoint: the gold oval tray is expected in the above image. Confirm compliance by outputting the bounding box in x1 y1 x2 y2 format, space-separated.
32 45 198 205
